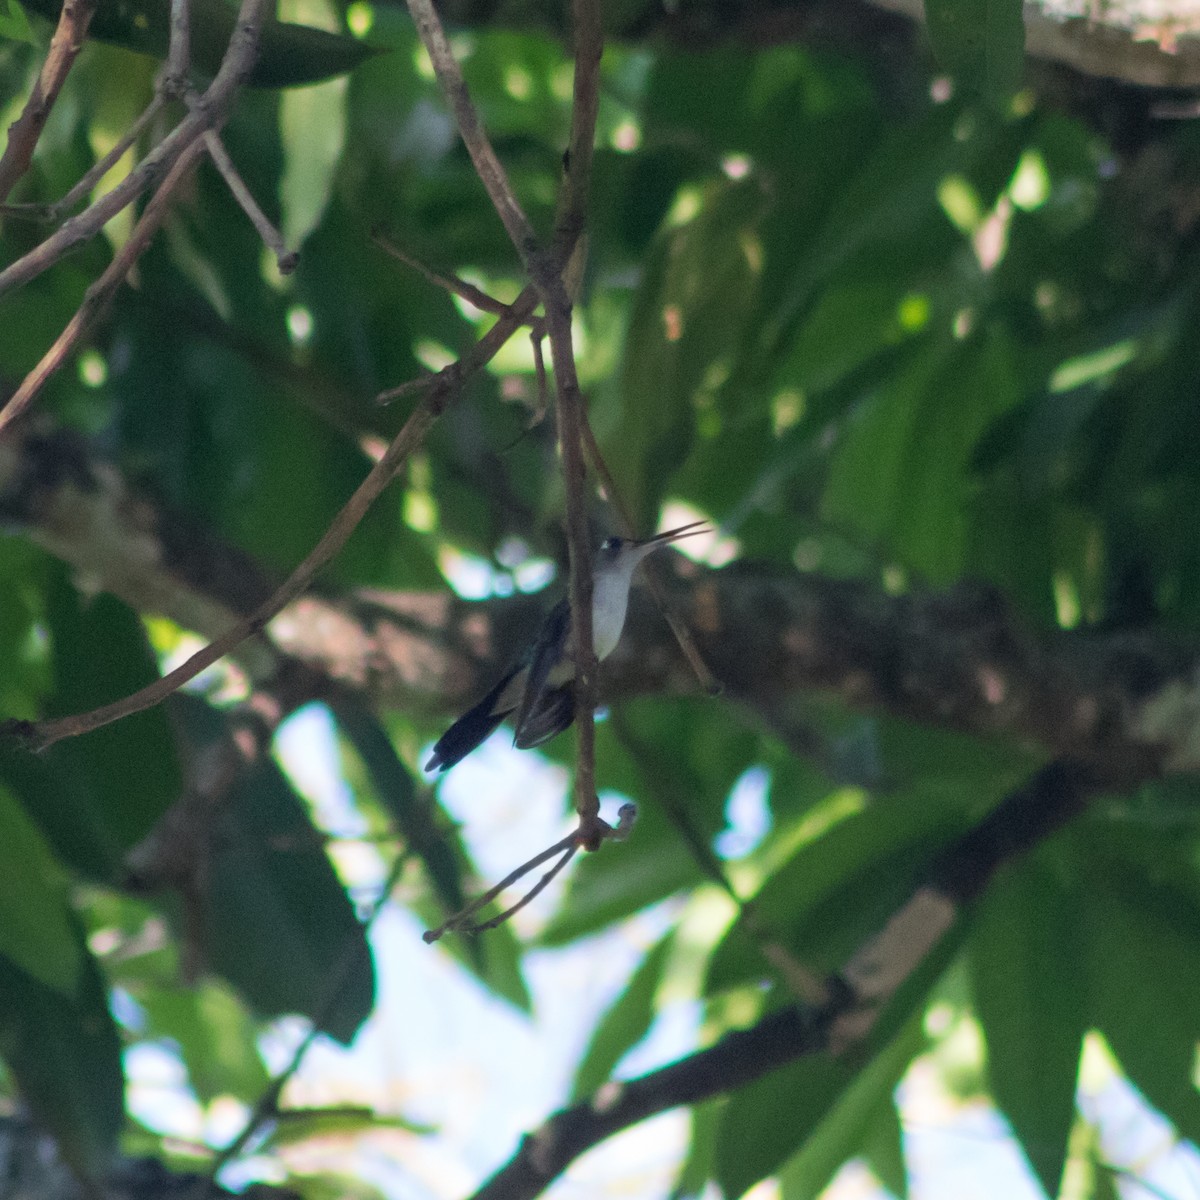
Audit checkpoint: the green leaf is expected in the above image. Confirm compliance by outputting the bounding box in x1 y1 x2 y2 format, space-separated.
605 179 767 527
823 329 1021 582
138 981 270 1104
1083 868 1200 1144
924 0 1025 103
262 1106 434 1148
0 936 124 1181
35 570 182 875
334 701 465 918
181 700 375 1043
716 999 925 1200
0 785 79 995
716 912 964 1200
778 1018 922 1200
280 75 347 250
672 1100 723 1199
571 932 673 1101
17 0 382 86
862 1096 908 1199
970 848 1085 1198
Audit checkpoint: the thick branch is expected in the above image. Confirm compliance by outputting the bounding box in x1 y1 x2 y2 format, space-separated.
471 758 1099 1200
4 429 1200 778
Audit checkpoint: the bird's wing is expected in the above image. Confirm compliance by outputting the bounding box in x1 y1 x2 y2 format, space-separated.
513 683 575 749
513 598 571 743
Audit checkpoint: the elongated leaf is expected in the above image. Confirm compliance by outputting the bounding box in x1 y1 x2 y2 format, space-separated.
334 701 464 917
925 0 1025 103
571 932 673 1101
280 76 347 250
18 0 381 86
0 937 124 1181
0 784 79 995
778 1017 922 1200
970 848 1085 1198
608 179 767 527
172 697 376 1044
862 1095 908 1199
823 329 1021 583
715 959 938 1200
1083 872 1200 1144
25 570 183 879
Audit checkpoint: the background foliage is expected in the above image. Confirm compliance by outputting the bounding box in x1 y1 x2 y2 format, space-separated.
1 0 1200 1197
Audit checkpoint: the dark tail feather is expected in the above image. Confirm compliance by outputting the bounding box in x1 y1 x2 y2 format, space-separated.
426 669 519 771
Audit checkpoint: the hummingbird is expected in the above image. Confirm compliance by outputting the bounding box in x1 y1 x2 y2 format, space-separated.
425 521 708 771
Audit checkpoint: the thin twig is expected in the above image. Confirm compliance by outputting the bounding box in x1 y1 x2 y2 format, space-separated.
9 292 538 752
0 0 272 301
579 415 720 694
464 845 577 933
0 0 98 204
552 0 604 261
424 805 635 942
203 131 298 273
0 134 208 432
403 0 538 260
542 294 603 840
376 283 540 404
47 93 169 221
371 230 508 315
166 0 191 88
423 833 578 942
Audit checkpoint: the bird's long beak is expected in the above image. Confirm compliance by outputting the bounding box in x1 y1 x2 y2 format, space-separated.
632 519 711 555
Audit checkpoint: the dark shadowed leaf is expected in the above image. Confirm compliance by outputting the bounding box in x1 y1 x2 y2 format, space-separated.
34 570 182 876
0 935 124 1181
175 700 376 1043
334 699 465 917
1082 856 1200 1144
925 0 1025 102
18 0 382 86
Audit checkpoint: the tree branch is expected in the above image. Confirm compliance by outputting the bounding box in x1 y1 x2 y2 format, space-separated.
0 0 271 302
469 758 1098 1200
0 0 97 204
2 288 540 752
5 426 1200 779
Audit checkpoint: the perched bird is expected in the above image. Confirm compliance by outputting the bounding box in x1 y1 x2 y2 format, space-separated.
425 522 708 771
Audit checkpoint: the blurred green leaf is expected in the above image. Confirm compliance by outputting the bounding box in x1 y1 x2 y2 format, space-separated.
606 179 767 527
280 75 347 250
970 847 1085 1198
0 785 79 995
1083 862 1200 1144
138 981 270 1104
571 931 673 1101
925 0 1025 103
263 1106 434 1148
173 698 375 1043
17 0 382 86
862 1095 908 1199
0 936 124 1181
777 1017 922 1200
823 329 1021 581
33 569 182 876
334 699 465 918
716 947 941 1200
